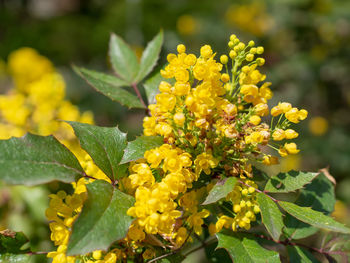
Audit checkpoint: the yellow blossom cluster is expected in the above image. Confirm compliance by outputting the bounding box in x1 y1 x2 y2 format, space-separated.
0 48 94 144
125 144 211 243
135 34 308 246
0 48 115 262
225 1 274 37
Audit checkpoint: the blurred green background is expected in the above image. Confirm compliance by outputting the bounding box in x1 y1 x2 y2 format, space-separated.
1 0 350 261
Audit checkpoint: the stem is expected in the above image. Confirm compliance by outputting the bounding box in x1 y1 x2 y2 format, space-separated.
183 236 217 257
83 174 100 181
253 233 348 258
27 251 48 255
132 82 147 108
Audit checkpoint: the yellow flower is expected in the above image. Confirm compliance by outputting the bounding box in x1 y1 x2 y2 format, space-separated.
272 129 285 141
194 152 218 175
285 129 298 139
281 142 300 156
308 116 328 136
177 15 197 36
200 45 213 58
187 209 210 235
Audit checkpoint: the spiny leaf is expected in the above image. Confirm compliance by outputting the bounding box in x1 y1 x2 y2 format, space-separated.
109 33 139 83
67 180 135 255
202 177 237 205
74 66 145 109
284 173 336 239
216 231 281 263
279 201 350 234
67 122 128 181
0 133 84 186
120 136 164 164
257 193 284 241
136 30 163 82
264 171 318 193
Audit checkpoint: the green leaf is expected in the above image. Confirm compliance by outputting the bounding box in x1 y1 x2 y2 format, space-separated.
264 171 318 193
216 231 281 263
287 246 320 262
67 180 135 255
202 177 237 205
0 254 30 263
0 230 29 254
143 71 163 105
143 71 175 105
287 246 320 263
205 241 232 263
257 193 284 241
120 136 164 164
74 66 145 109
135 30 163 82
109 33 139 83
0 133 84 186
279 201 350 234
284 174 336 239
67 122 128 181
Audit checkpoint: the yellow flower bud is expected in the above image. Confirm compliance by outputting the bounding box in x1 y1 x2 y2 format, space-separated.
184 54 197 66
250 47 257 54
221 73 230 83
246 53 254 62
253 205 260 214
93 250 102 260
173 112 185 126
234 204 241 213
177 44 186 53
237 42 245 50
257 46 264 54
256 57 265 66
248 187 255 194
220 55 229 64
249 115 261 125
229 50 237 58
200 45 213 58
159 81 172 93
230 34 236 41
241 189 248 196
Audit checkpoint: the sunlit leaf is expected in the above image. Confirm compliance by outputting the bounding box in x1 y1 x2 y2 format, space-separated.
0 133 84 186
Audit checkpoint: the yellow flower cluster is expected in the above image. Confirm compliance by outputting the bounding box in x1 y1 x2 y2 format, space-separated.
225 1 274 37
136 34 308 248
0 47 93 145
0 48 115 262
126 144 211 242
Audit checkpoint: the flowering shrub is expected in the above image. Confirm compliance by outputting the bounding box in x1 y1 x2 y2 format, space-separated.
0 32 349 262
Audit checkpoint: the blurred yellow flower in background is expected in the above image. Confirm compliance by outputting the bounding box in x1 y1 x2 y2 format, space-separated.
332 200 349 223
0 47 93 142
177 14 198 36
308 116 329 136
280 154 301 172
225 1 274 37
